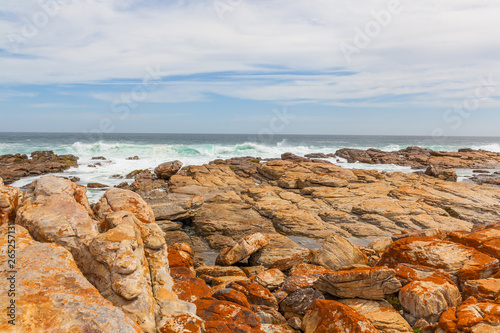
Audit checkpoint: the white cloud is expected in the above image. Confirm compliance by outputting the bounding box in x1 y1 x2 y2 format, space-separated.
0 0 499 106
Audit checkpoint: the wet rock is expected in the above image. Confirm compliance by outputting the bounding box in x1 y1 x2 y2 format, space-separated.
312 235 368 270
0 151 78 184
127 156 140 160
87 182 109 188
425 166 457 182
315 266 401 300
302 299 379 333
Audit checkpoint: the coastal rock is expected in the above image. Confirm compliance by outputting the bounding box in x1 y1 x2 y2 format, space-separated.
378 236 499 285
447 225 500 260
0 181 21 225
314 267 401 300
399 275 461 325
215 232 271 266
0 151 78 185
279 288 325 319
302 299 379 333
145 192 204 221
436 297 500 332
0 225 142 333
424 165 457 182
249 246 313 268
228 280 278 309
155 160 183 180
335 146 500 169
462 278 500 302
338 299 413 333
93 187 155 224
254 268 286 291
312 235 368 270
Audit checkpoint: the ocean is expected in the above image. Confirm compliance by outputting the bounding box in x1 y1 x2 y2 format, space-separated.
2 133 500 203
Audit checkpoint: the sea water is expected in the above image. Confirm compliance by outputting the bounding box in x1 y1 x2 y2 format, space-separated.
1 133 499 203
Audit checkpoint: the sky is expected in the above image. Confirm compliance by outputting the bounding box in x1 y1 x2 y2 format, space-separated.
0 0 499 136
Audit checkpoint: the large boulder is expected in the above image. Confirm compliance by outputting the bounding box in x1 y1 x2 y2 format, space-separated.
216 233 271 266
312 235 368 270
93 187 155 224
399 275 461 325
314 267 401 300
0 225 142 332
436 297 500 332
378 236 499 285
302 299 379 333
155 160 183 180
338 299 413 333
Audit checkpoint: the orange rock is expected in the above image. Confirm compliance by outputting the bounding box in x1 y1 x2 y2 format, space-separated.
0 225 142 333
228 280 278 309
289 263 334 277
280 275 321 294
448 228 500 260
437 297 500 332
462 278 500 302
0 181 21 225
159 313 205 333
204 321 264 333
172 274 212 303
196 298 262 331
378 236 499 285
195 265 246 279
212 288 251 308
312 235 368 270
394 263 454 286
302 299 379 333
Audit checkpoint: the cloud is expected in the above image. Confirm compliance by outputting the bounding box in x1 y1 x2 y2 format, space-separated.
0 0 499 107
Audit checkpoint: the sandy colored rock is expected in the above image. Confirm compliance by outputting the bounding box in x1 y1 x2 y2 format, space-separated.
94 187 155 224
302 299 379 333
254 268 286 291
378 236 499 285
216 232 271 266
399 275 462 325
314 266 401 300
339 299 413 333
312 235 368 270
0 225 142 333
155 160 183 180
0 181 21 225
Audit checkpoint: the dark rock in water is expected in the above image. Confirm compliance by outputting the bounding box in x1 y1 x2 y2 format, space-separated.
281 152 310 163
127 156 140 160
126 169 150 179
87 164 97 168
336 147 500 169
304 153 335 159
473 169 490 173
458 148 474 152
425 165 457 182
116 182 130 189
91 156 106 160
0 151 78 184
111 174 123 179
87 182 109 189
155 160 183 180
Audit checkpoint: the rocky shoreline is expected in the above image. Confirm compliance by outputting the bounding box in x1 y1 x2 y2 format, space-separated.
2 148 500 332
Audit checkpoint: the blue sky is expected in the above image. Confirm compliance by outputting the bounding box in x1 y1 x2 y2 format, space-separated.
0 0 499 135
